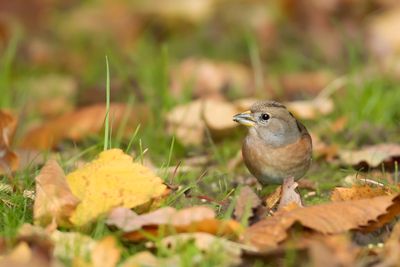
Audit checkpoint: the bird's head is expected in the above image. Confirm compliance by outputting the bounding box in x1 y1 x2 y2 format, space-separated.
233 101 302 146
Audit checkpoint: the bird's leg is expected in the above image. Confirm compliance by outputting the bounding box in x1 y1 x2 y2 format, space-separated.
277 176 303 210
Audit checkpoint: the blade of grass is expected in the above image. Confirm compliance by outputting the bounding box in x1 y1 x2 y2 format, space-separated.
104 56 111 151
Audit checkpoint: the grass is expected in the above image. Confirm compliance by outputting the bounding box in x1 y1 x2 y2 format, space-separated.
1 15 400 267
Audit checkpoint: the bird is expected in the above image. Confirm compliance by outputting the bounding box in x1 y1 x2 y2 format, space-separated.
233 100 312 185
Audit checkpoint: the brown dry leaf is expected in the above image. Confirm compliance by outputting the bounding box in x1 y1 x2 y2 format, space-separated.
59 1 142 52
171 58 253 99
66 149 167 226
21 103 147 150
279 71 334 99
243 194 400 251
309 132 338 160
135 0 215 25
91 236 121 267
22 74 77 117
203 99 239 139
265 186 282 210
166 100 204 146
0 109 18 174
339 143 400 168
120 251 180 267
34 160 79 227
234 186 261 221
367 7 400 78
166 99 239 146
285 97 334 120
376 222 400 267
277 177 303 211
106 206 242 241
0 242 52 267
331 185 392 202
307 234 359 267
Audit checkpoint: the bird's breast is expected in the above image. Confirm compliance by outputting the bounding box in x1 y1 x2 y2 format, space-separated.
242 133 312 184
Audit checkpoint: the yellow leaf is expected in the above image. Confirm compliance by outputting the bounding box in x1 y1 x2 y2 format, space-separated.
67 149 166 226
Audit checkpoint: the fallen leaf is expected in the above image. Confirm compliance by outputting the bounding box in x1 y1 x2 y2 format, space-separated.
166 100 204 146
279 71 334 99
107 206 242 241
21 103 147 150
66 149 167 226
120 251 180 267
166 99 239 146
243 194 400 251
376 222 400 266
171 58 253 99
135 0 215 25
339 143 400 168
307 234 359 267
309 132 338 160
160 233 253 265
34 160 79 227
367 7 400 78
22 74 77 117
203 99 239 139
91 236 121 267
277 177 302 211
331 185 392 202
265 186 282 211
0 242 51 267
0 110 18 174
234 186 261 222
285 97 334 120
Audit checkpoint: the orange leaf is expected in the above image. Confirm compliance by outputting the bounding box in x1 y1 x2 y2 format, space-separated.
243 194 400 251
331 185 392 202
21 103 147 150
107 206 242 241
0 110 18 174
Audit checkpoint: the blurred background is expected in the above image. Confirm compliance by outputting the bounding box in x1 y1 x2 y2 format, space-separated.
1 0 400 160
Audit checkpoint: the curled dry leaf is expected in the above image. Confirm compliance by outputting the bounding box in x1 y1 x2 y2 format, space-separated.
21 103 148 150
367 7 400 78
0 242 51 267
120 251 180 267
136 0 215 24
91 236 121 267
203 99 238 139
23 74 77 117
331 185 392 202
277 177 302 211
307 234 359 267
107 206 242 241
0 110 18 174
265 186 282 211
285 97 334 120
279 71 334 99
234 186 261 222
339 143 400 168
243 194 400 251
376 222 400 266
34 160 79 227
166 99 239 146
66 149 167 226
171 58 253 99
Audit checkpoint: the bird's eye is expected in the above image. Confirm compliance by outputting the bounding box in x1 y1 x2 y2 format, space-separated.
260 113 270 121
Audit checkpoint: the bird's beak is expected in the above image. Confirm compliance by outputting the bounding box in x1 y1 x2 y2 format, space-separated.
233 110 256 127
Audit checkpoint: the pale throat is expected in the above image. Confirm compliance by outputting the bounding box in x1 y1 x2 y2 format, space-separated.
249 124 299 147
